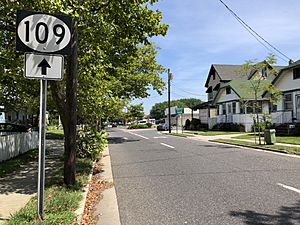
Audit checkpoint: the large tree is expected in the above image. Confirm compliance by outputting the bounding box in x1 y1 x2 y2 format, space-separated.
150 98 202 120
0 0 168 185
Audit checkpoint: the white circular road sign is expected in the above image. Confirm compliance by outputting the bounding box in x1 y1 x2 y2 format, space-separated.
17 13 71 53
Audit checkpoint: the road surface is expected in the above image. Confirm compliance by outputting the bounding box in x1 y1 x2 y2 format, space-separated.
108 128 300 225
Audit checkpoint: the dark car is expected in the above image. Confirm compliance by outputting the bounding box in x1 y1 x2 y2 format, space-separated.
157 123 169 131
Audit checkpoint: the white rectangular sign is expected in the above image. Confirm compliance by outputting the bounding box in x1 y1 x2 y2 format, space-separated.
24 53 63 80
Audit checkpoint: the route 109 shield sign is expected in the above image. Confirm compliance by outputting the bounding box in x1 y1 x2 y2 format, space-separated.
16 10 72 55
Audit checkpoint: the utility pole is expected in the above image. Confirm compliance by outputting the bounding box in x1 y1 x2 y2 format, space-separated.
168 69 173 134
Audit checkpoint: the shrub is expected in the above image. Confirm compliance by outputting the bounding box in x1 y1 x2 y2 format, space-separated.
146 123 152 128
212 123 245 132
190 118 201 130
185 119 191 130
77 125 108 160
128 124 148 129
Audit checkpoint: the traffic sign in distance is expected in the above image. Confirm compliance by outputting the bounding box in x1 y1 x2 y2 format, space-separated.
24 53 64 80
16 10 72 55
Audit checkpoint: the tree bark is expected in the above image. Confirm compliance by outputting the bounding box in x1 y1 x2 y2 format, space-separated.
63 25 78 186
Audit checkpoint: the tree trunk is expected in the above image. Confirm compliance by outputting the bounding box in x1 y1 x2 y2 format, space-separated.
64 25 78 186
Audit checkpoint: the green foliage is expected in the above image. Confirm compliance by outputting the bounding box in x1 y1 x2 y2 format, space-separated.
190 118 201 130
5 157 93 225
128 124 148 129
212 123 245 132
146 123 153 128
126 103 144 122
150 98 202 120
77 126 107 160
185 119 191 129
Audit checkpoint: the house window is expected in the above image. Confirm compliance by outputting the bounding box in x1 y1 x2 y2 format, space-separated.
217 105 220 115
293 68 300 80
213 73 215 80
269 102 277 113
226 87 231 95
284 93 293 110
232 102 236 114
262 68 267 78
240 102 245 114
246 105 253 114
222 103 226 115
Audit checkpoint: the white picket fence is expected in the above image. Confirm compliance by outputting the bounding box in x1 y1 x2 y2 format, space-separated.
0 131 39 162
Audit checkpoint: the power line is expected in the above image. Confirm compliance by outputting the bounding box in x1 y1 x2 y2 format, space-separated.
218 0 291 62
172 85 207 97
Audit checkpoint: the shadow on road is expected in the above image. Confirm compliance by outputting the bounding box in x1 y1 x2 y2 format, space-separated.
108 137 139 144
230 200 300 225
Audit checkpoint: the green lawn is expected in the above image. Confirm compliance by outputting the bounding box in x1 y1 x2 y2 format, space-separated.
46 128 64 140
214 139 300 155
5 158 93 225
234 133 300 145
185 131 241 136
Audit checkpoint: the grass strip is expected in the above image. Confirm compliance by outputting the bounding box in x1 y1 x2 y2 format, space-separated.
0 148 38 178
46 129 64 140
185 131 241 136
234 134 300 146
213 139 300 155
170 133 191 138
5 157 93 225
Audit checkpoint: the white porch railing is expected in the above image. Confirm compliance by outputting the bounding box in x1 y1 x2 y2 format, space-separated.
0 131 39 162
271 111 293 124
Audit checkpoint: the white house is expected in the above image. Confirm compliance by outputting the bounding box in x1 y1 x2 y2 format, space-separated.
165 106 199 127
204 62 285 131
263 60 300 125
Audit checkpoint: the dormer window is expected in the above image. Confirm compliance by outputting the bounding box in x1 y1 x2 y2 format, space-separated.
293 68 300 80
226 87 231 95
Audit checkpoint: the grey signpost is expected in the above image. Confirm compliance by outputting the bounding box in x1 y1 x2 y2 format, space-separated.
16 10 71 219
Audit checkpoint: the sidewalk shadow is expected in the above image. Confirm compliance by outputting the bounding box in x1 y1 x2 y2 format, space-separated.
0 140 64 195
230 200 300 225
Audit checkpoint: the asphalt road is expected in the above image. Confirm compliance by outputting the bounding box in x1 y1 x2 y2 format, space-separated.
108 128 300 225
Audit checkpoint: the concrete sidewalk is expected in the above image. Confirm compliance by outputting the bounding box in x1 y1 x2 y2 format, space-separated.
0 139 64 224
168 131 300 148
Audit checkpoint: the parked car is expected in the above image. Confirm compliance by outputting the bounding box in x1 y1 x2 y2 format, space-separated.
157 123 169 131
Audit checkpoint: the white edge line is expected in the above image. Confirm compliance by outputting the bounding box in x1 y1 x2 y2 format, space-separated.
160 143 175 149
277 183 300 194
127 131 149 140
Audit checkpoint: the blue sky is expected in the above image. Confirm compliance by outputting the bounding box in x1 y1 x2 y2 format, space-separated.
133 0 300 114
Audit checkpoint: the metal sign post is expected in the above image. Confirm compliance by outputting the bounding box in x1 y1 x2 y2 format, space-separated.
37 79 47 219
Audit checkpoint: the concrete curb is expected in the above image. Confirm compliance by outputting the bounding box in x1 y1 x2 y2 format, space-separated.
75 161 96 223
93 146 121 225
210 139 289 154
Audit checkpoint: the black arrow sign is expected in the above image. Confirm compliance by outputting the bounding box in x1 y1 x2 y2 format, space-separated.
37 58 51 75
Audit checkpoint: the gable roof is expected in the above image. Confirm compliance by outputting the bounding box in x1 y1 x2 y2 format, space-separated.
205 63 282 87
261 60 300 97
213 80 270 105
205 64 243 87
270 60 300 85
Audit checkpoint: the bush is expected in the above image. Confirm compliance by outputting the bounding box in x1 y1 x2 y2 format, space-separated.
146 123 152 128
128 124 148 129
212 123 245 132
185 119 191 130
77 125 108 160
190 118 201 130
